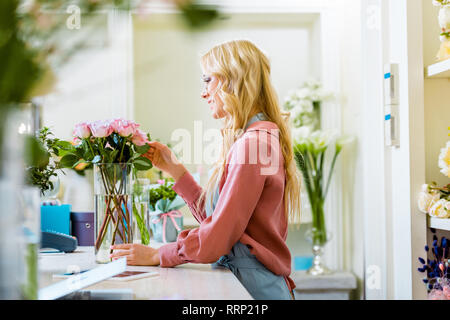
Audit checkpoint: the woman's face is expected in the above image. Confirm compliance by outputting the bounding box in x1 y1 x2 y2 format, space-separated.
201 71 226 119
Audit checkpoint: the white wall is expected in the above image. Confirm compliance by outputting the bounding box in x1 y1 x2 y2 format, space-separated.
40 11 134 211
133 12 317 170
41 11 133 141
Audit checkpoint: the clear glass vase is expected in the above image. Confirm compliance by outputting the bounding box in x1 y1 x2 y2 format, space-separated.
305 228 333 276
0 108 31 299
19 186 41 299
94 163 134 264
132 178 150 245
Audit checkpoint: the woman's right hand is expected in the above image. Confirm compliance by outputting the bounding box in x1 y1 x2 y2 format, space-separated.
144 141 187 182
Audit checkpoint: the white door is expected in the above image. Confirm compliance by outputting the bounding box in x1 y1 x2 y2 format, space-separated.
361 0 427 300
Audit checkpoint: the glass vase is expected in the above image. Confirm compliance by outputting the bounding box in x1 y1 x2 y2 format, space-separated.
0 108 29 299
94 163 134 264
132 178 150 245
305 200 333 276
305 228 333 276
19 186 41 300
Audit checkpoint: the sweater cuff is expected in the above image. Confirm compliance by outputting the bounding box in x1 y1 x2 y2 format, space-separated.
171 171 201 204
159 242 184 267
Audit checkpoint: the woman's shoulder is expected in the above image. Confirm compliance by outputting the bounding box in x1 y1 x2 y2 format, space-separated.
245 120 280 137
227 121 282 166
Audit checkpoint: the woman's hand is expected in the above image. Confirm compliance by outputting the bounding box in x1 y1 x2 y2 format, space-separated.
110 244 160 266
144 141 187 182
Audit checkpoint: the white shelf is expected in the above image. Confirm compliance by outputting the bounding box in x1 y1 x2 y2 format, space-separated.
428 216 450 231
426 59 450 78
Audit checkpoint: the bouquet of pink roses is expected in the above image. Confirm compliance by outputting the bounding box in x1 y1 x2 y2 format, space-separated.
58 118 153 263
57 118 152 170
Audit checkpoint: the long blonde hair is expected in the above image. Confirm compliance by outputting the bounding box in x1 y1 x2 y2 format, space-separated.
197 40 301 223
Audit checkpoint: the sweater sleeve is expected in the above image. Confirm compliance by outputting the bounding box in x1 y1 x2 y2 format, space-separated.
159 135 271 267
171 170 207 224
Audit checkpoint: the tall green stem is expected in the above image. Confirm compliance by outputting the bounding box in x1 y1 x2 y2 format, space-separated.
324 149 341 199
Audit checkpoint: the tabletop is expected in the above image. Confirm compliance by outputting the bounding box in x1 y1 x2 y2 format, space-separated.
38 245 253 300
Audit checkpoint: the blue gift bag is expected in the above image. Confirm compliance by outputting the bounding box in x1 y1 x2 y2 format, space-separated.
149 196 185 243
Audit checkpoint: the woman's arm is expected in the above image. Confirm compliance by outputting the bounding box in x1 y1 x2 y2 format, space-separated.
144 141 207 222
171 170 208 223
159 134 273 267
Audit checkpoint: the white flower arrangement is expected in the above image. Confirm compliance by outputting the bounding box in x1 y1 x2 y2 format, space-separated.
283 80 335 134
433 0 449 7
418 140 450 219
438 141 450 178
432 0 450 60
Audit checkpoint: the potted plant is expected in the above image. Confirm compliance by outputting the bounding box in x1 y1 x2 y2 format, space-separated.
149 179 186 244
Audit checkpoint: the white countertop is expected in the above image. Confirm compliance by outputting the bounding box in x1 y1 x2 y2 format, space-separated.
38 245 252 300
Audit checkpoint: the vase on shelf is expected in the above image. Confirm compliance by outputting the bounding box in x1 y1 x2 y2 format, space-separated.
304 200 333 276
305 229 333 276
94 163 134 264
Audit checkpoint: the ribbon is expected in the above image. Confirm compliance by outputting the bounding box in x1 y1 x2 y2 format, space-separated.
151 210 183 243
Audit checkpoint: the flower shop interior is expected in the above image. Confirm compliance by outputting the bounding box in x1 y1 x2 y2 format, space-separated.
1 0 449 301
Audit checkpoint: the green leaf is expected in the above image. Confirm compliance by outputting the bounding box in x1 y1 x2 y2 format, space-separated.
24 135 49 169
60 153 79 168
110 149 119 163
135 143 150 155
55 140 74 151
133 156 152 171
178 3 220 30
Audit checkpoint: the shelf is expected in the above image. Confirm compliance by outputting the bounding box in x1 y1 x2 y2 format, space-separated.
428 216 450 231
426 59 450 78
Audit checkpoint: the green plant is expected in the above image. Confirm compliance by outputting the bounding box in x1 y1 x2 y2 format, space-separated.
294 132 352 245
25 127 63 196
149 179 177 210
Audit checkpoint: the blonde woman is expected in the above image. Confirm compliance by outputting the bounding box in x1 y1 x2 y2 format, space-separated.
111 40 301 300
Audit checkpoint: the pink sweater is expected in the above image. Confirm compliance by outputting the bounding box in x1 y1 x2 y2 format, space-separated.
158 120 295 291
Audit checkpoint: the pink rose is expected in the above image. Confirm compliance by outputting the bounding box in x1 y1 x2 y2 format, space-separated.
109 118 123 132
119 120 139 137
73 122 91 139
157 179 165 185
89 120 113 138
110 119 139 137
131 129 148 146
